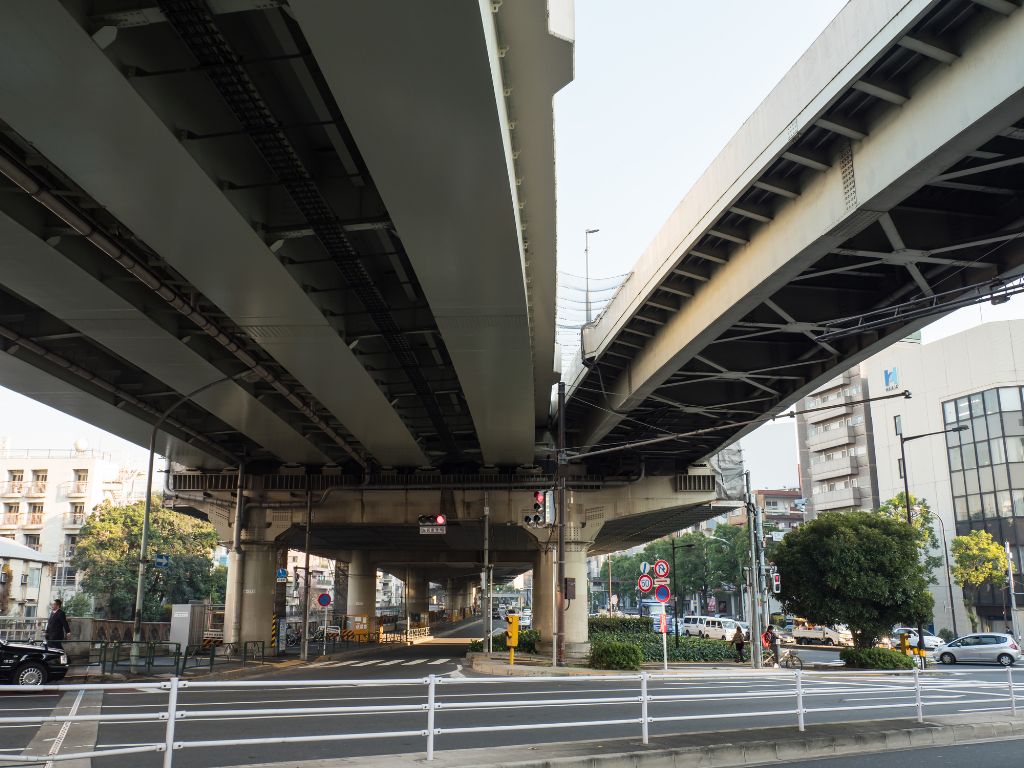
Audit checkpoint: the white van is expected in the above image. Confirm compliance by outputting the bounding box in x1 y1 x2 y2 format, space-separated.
702 617 737 641
679 616 708 636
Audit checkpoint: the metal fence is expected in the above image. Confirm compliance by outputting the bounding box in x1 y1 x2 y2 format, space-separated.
0 668 1019 766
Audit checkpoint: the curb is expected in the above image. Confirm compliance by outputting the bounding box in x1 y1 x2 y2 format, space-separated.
242 714 1024 768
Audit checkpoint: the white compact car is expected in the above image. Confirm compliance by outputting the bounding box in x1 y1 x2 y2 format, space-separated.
933 633 1022 666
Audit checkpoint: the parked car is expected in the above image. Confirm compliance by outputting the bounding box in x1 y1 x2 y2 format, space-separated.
701 617 738 641
891 627 944 650
679 615 709 637
0 639 68 685
933 633 1022 666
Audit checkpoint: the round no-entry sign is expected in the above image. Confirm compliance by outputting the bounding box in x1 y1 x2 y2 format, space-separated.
653 559 670 578
654 584 671 603
317 593 332 607
637 573 654 593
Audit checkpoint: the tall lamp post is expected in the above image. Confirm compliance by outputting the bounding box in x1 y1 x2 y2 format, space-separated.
584 228 599 323
131 376 236 648
918 508 959 639
899 422 969 664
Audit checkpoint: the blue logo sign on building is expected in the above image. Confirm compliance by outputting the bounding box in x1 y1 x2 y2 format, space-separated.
884 367 899 391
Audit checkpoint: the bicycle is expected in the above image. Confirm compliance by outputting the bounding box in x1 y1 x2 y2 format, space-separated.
762 647 803 669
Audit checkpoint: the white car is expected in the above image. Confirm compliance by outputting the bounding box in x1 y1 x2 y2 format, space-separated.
892 627 944 651
933 633 1022 666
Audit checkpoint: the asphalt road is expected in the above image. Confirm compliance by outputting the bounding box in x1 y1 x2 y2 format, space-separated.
1 633 1022 768
781 735 1024 766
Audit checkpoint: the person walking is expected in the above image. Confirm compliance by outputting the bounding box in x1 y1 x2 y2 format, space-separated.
45 598 71 650
731 626 746 663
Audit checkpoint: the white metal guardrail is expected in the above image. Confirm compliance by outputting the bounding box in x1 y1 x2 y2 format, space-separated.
0 668 1020 766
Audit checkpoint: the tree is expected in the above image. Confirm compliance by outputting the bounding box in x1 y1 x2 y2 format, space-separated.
773 511 933 648
950 529 1007 633
72 499 220 621
63 592 92 617
874 493 943 581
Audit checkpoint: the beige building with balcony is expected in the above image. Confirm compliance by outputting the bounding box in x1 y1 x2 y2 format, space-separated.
0 445 142 617
797 365 881 517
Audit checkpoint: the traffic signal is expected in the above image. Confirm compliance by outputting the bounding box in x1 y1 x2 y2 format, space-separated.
772 573 781 593
418 514 446 525
524 490 546 527
506 614 520 647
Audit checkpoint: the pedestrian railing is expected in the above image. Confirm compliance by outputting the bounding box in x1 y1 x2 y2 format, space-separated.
0 668 1020 765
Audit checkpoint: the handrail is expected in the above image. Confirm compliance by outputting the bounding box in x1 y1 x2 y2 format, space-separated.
0 667 1019 764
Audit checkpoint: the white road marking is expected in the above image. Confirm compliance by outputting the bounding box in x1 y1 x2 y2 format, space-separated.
377 659 404 666
350 660 379 666
401 659 427 665
427 658 450 665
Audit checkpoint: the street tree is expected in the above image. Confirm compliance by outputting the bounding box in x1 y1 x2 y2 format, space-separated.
874 492 943 580
950 529 1008 633
773 511 933 648
72 499 221 620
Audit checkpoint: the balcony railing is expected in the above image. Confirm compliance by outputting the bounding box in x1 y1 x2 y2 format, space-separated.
806 424 855 451
66 513 86 527
63 481 89 498
0 482 23 497
808 455 859 482
812 486 862 511
803 403 852 425
0 514 19 527
25 513 44 527
25 482 47 497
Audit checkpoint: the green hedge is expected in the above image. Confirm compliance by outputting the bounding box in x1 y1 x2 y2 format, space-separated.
590 638 643 670
588 617 735 663
468 629 540 654
840 647 916 669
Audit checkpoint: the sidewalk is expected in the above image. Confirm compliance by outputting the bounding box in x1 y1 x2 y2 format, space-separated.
245 712 1024 768
467 652 843 677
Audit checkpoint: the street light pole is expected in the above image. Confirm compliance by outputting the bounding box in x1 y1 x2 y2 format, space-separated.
584 228 599 324
671 537 680 648
132 376 235 645
899 423 969 664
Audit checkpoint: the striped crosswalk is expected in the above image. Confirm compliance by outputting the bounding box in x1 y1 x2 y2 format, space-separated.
307 657 452 669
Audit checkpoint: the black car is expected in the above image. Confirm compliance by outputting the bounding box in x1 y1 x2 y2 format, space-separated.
0 639 69 686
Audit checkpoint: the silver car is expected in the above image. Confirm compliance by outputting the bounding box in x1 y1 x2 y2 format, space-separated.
934 633 1022 666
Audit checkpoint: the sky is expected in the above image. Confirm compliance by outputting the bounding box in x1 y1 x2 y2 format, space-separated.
2 1 1023 490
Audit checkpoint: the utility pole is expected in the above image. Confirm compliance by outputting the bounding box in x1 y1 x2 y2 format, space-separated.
607 557 613 614
300 490 311 661
584 228 599 323
745 471 762 669
1006 541 1020 642
556 381 567 666
483 492 491 653
754 503 769 630
671 537 680 648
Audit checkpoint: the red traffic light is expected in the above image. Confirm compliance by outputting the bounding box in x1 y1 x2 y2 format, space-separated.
533 490 545 511
435 514 446 526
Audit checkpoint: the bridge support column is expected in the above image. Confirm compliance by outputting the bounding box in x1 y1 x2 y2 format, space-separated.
533 545 554 648
222 541 276 646
406 572 430 625
345 550 376 617
563 543 591 659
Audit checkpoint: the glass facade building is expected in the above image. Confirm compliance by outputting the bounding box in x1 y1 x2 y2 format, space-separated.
943 386 1024 613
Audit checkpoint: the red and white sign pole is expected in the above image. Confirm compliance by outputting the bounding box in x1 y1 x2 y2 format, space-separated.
660 612 668 670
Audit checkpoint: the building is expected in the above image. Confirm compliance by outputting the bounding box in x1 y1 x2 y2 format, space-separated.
0 538 57 618
284 551 335 622
796 364 881 517
0 445 139 616
867 321 1024 636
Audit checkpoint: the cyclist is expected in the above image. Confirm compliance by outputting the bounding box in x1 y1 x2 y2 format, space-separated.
762 625 781 668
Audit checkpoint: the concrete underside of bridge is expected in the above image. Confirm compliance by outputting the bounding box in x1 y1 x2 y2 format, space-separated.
169 473 716 651
566 0 1024 475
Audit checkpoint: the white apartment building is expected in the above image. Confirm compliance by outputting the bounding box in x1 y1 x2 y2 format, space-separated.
0 445 138 617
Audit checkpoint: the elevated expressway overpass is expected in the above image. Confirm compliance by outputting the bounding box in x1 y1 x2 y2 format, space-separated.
566 0 1024 478
0 0 718 653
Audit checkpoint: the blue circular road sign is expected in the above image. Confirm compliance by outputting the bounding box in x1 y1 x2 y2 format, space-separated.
317 593 332 607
